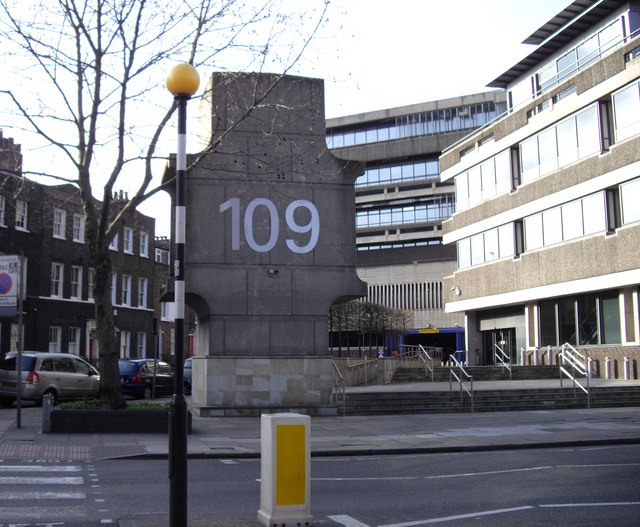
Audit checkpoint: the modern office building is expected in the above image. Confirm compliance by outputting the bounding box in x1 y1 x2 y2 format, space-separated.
441 0 640 371
326 92 507 353
0 131 162 363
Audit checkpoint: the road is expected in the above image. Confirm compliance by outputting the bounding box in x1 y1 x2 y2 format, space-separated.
1 444 639 526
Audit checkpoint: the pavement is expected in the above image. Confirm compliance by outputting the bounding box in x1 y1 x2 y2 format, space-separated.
1 379 640 526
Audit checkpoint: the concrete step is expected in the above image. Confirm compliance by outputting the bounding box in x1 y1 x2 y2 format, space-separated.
392 366 560 383
341 386 640 416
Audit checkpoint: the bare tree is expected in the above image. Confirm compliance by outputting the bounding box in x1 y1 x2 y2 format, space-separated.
0 0 329 407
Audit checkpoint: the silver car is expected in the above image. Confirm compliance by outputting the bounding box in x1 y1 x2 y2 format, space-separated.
0 352 100 406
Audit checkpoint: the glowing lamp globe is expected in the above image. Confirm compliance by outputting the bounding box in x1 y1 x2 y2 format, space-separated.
166 63 200 96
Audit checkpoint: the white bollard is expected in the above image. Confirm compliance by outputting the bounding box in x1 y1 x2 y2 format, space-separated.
624 357 630 380
605 357 611 379
533 347 539 366
520 347 525 366
258 413 312 527
547 345 553 366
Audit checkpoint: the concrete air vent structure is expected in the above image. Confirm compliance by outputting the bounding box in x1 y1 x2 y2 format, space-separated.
164 72 366 415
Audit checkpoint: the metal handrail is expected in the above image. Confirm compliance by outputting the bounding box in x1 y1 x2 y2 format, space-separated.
331 361 346 416
559 343 590 408
494 343 512 380
399 344 441 381
345 357 378 387
448 354 474 412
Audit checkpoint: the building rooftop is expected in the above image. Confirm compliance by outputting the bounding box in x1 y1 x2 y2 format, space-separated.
488 0 626 88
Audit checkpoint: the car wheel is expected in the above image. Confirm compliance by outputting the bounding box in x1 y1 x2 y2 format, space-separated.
42 389 58 406
144 384 153 399
0 397 13 408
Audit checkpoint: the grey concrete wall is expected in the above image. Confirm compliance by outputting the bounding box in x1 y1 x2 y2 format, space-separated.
183 73 367 359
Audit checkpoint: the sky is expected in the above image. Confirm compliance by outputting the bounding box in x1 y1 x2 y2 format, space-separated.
307 0 574 119
2 0 574 236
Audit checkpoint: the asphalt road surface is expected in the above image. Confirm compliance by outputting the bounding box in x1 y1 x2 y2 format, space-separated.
1 444 639 526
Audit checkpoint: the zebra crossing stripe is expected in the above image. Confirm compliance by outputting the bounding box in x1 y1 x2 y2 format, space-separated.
0 464 82 472
0 505 87 518
0 476 84 484
0 491 86 499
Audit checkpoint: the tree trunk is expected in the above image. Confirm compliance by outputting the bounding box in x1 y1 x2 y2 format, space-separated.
93 254 126 409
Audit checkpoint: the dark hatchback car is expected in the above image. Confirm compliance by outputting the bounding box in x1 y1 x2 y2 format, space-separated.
118 359 174 399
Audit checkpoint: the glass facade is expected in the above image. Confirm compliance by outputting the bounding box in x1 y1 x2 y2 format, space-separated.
356 159 439 188
357 196 454 229
327 101 506 149
538 292 623 346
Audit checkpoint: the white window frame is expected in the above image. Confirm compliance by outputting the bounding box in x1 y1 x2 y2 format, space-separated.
139 231 149 257
88 268 95 301
73 213 85 243
138 277 148 308
0 195 5 227
49 326 61 353
121 274 131 306
51 262 64 298
136 332 146 358
109 233 119 251
15 200 28 230
68 327 80 355
70 265 82 300
111 273 117 305
53 208 66 239
120 330 131 358
123 227 133 254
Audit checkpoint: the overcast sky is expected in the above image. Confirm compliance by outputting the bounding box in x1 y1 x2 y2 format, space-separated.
311 0 572 118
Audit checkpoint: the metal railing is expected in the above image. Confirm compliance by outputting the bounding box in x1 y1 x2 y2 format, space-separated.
331 361 346 416
494 343 512 380
345 357 378 387
559 343 590 408
448 353 474 412
398 344 442 381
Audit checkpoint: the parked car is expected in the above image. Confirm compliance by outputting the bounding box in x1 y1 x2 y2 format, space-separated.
184 358 192 395
0 352 100 406
118 359 174 399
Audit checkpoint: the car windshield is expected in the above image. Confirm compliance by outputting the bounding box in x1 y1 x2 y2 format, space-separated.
118 360 138 375
0 356 37 371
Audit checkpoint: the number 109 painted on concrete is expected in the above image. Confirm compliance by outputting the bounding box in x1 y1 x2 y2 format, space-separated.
219 198 319 254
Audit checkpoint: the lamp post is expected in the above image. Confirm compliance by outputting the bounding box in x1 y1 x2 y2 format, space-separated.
165 62 200 527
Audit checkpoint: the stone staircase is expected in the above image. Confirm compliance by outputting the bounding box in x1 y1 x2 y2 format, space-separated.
391 365 560 383
341 366 640 416
343 385 640 415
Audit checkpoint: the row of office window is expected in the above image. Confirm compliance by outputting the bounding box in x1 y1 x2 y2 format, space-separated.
357 196 454 230
367 281 444 311
357 238 443 251
509 18 624 110
457 177 640 269
50 262 149 308
456 77 640 213
326 102 506 149
356 159 440 188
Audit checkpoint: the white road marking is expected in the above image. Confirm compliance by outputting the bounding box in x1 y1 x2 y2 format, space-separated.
328 514 371 527
0 505 87 518
0 491 86 499
0 465 82 472
378 506 535 526
423 466 552 480
0 476 84 484
540 501 640 508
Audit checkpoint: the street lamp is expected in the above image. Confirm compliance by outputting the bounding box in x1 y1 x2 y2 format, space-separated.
165 62 200 527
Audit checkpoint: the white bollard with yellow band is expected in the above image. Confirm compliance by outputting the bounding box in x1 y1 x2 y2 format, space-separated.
257 413 313 527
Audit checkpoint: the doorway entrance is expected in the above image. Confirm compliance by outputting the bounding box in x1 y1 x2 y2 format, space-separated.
482 328 516 365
